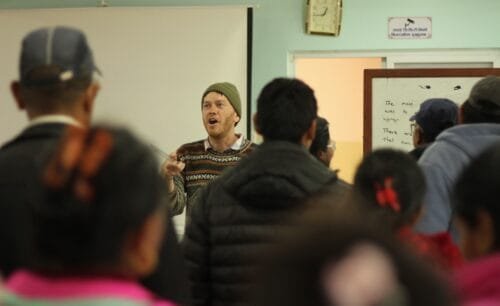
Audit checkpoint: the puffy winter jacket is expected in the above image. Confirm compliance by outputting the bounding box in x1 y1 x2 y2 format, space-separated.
183 140 350 306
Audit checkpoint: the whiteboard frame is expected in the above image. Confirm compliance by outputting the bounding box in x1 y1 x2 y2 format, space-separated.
363 68 500 153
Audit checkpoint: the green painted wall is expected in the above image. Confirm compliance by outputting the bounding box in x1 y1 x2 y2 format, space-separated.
1 0 500 105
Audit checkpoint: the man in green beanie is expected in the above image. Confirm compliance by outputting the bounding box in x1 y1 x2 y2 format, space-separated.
162 82 256 225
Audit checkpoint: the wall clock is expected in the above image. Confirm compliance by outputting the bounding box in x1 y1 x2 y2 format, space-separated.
306 0 342 36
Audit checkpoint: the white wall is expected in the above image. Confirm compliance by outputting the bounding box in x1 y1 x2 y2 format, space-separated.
0 6 248 151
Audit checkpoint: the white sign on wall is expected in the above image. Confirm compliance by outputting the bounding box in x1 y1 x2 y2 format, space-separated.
388 17 432 39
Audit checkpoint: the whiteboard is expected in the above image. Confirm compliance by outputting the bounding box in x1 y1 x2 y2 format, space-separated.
364 69 500 152
0 6 249 152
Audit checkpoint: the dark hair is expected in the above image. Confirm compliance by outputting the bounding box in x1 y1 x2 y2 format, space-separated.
33 125 166 272
252 207 455 306
256 78 317 143
353 149 426 229
310 117 330 157
461 99 500 124
19 66 92 112
453 142 500 251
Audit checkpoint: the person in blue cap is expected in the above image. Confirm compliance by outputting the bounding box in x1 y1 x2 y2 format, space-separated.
415 76 500 240
409 98 458 160
0 26 101 278
0 26 189 304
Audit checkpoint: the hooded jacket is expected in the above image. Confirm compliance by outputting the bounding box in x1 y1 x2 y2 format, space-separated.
415 123 500 236
183 140 350 306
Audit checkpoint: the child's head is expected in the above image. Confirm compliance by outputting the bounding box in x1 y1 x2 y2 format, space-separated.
35 125 167 277
353 148 425 228
453 142 500 259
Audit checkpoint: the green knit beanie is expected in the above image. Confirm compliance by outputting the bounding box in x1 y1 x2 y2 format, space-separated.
202 82 241 118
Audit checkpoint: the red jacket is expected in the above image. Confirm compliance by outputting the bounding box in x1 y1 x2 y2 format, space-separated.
398 226 463 271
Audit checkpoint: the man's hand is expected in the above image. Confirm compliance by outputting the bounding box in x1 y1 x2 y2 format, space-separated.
161 153 186 192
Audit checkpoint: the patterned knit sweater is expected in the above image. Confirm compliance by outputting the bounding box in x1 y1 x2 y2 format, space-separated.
168 138 256 219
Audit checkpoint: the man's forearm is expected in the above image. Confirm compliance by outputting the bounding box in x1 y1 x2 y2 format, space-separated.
167 176 187 216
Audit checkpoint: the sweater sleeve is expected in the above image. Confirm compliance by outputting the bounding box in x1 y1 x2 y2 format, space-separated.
168 174 187 216
183 185 211 306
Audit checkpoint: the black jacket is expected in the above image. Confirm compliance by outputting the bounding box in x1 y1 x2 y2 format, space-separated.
184 141 350 306
0 123 190 304
0 123 65 276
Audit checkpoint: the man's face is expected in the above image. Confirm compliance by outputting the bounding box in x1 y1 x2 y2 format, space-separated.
412 123 423 147
318 139 335 167
324 139 335 167
202 92 239 139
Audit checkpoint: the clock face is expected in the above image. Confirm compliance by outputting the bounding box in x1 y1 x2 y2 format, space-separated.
307 0 342 35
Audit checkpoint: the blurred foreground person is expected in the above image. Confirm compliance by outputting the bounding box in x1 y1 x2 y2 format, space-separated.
1 126 176 306
353 148 462 271
252 206 456 306
453 142 500 305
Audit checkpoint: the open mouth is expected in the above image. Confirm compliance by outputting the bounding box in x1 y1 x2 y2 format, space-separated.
208 118 218 125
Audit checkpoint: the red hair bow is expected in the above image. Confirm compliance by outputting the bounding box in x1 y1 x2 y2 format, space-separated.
374 177 401 212
43 126 113 203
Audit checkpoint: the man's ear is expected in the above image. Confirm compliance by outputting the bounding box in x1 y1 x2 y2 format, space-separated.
253 113 261 135
303 118 317 146
299 118 317 148
414 127 424 146
11 81 26 110
83 82 100 114
233 112 241 126
317 150 326 160
474 210 495 256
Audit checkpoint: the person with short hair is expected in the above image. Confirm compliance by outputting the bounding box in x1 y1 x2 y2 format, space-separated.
409 98 458 160
0 26 188 303
452 142 500 305
415 76 500 238
309 116 336 167
162 82 256 223
1 126 176 306
183 78 350 306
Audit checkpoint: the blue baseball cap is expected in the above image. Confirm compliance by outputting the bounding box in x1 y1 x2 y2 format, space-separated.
19 26 100 86
410 98 458 140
